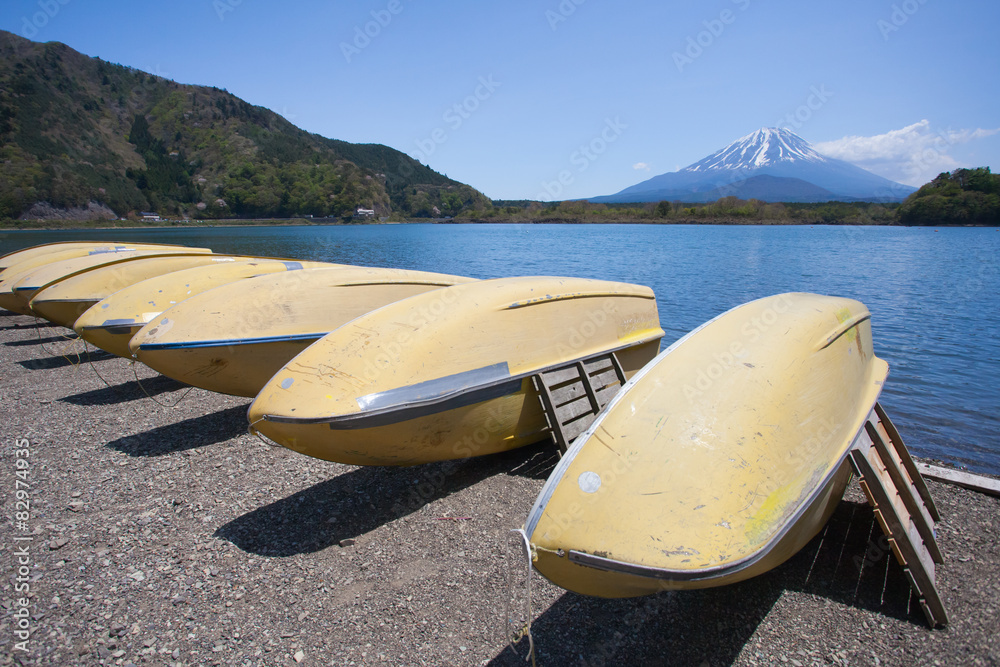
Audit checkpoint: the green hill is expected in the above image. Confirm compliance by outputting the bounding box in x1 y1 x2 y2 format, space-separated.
897 167 1000 225
0 30 489 221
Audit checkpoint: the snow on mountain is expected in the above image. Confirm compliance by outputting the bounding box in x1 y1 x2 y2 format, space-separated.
591 128 916 203
685 128 828 171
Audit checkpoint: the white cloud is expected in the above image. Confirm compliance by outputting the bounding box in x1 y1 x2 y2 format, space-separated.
632 162 651 171
814 120 1000 186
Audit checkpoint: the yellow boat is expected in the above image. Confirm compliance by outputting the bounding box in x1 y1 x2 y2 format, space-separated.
0 246 211 315
0 241 200 274
28 253 294 329
74 259 335 358
522 293 888 597
247 276 665 466
130 267 475 397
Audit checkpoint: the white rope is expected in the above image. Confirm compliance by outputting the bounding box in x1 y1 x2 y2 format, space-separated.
247 417 283 448
131 359 195 408
506 528 538 667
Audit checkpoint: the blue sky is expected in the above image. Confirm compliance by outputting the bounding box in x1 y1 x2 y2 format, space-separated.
2 0 998 200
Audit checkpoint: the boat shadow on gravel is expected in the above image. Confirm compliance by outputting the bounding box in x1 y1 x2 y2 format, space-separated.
215 442 559 558
61 374 189 406
18 348 113 370
491 495 927 666
5 333 78 346
106 405 249 457
0 320 57 331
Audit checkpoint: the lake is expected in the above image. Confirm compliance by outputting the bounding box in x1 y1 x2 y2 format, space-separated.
2 223 998 474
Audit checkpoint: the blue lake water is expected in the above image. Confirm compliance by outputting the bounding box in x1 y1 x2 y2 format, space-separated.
2 223 998 474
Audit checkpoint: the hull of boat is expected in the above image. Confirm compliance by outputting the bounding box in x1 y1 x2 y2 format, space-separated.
29 254 257 328
524 293 888 597
248 276 665 466
0 247 211 315
74 259 334 358
130 267 475 397
0 241 202 274
2 242 134 273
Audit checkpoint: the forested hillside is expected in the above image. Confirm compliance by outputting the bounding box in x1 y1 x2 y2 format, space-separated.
897 167 1000 225
0 31 489 221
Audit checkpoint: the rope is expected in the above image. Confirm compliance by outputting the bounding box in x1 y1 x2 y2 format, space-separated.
131 359 195 408
803 523 828 586
505 529 538 667
33 315 82 366
81 339 120 392
853 513 878 602
247 417 283 448
833 502 857 584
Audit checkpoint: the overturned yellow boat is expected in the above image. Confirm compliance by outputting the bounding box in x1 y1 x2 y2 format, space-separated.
29 253 256 328
0 246 211 315
248 276 664 466
0 241 200 274
130 267 474 397
523 293 888 597
74 259 334 358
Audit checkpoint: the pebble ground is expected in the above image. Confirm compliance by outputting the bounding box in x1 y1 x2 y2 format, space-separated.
0 314 997 666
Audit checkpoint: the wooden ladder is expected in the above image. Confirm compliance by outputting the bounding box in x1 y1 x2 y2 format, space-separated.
849 402 948 628
532 352 627 453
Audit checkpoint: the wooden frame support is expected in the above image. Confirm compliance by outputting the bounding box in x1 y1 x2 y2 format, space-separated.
849 402 949 628
532 352 627 454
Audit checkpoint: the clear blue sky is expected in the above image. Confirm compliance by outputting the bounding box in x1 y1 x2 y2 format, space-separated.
2 0 998 200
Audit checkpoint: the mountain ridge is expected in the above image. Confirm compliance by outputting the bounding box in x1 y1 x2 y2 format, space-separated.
593 127 916 204
0 30 489 220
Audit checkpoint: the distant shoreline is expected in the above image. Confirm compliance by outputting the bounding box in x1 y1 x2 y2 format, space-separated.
1 217 996 231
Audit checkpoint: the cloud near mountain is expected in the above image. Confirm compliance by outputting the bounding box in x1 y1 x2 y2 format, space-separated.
814 120 1000 187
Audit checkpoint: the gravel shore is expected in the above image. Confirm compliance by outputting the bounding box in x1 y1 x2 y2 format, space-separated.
1 313 997 666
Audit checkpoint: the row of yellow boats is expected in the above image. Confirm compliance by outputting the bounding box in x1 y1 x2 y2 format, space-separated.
0 240 919 602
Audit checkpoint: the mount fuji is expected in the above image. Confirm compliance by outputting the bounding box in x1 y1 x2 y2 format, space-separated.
592 128 915 203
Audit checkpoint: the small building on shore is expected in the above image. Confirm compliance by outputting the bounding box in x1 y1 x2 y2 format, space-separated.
140 211 162 222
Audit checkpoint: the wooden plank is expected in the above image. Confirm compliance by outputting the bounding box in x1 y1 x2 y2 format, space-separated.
850 449 948 627
562 416 594 443
582 357 614 373
594 383 620 406
607 351 627 384
863 445 936 577
540 365 582 386
865 420 943 563
555 395 598 422
533 352 630 453
586 367 621 392
577 362 602 414
875 403 940 519
532 375 566 453
550 381 587 407
914 462 1000 498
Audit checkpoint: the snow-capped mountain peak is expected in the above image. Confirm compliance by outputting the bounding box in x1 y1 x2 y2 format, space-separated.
684 127 827 172
589 127 916 203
